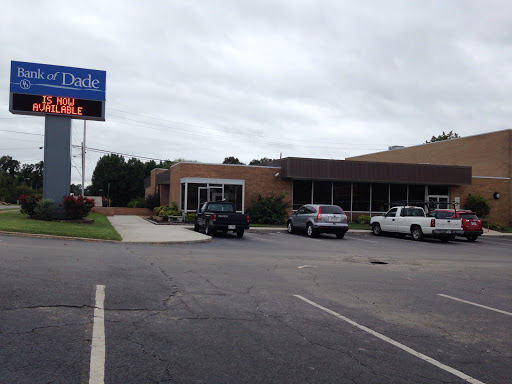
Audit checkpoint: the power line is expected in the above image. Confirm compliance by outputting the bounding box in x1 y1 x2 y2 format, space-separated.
71 145 168 162
0 129 44 136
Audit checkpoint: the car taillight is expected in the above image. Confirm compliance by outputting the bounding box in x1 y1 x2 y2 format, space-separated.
431 218 435 227
247 215 250 223
213 214 216 221
316 206 322 220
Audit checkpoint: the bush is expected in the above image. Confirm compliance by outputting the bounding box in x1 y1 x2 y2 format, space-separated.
185 213 196 222
356 215 371 225
33 199 56 221
128 197 145 208
464 193 491 219
247 193 291 225
63 195 95 219
19 194 41 217
145 193 160 210
154 202 179 217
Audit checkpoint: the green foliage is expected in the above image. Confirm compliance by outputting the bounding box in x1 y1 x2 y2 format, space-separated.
127 197 145 208
249 157 280 166
247 193 291 225
19 194 41 217
154 202 179 217
185 213 196 222
426 131 460 143
145 193 160 209
63 195 95 220
464 193 491 219
223 156 245 165
356 215 371 224
33 199 56 221
0 157 43 203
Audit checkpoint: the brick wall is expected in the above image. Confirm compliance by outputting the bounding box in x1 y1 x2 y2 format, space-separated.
165 163 293 215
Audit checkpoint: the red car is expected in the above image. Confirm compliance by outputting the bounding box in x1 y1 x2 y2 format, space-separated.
427 209 483 241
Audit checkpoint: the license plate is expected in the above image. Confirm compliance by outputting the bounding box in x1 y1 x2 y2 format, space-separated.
228 225 236 230
471 222 477 226
329 217 341 222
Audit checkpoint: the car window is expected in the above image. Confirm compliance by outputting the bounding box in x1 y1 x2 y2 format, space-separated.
306 206 316 214
459 213 478 219
320 205 343 214
427 212 436 217
385 208 397 218
297 207 306 214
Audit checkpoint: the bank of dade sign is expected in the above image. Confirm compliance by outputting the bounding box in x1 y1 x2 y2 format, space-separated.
9 61 106 121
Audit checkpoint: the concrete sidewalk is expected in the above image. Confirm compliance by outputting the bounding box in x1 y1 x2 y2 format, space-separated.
108 216 212 244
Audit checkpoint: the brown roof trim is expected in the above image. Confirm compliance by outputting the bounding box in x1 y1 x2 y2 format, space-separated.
281 157 472 185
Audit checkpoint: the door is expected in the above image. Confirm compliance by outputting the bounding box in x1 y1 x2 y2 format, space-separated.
381 208 398 231
428 196 449 210
209 187 223 202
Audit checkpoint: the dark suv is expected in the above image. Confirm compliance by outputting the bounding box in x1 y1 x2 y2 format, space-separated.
287 204 349 238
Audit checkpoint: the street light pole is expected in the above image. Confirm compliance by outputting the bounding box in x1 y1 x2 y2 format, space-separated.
81 120 86 197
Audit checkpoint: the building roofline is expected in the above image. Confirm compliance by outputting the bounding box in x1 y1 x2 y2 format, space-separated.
170 161 280 169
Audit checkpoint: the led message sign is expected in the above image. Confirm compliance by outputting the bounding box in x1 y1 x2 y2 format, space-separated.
10 93 104 121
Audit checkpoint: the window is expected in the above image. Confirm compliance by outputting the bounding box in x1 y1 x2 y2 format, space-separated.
224 184 243 211
372 183 389 212
409 185 425 204
333 182 351 211
313 181 332 204
293 180 312 210
320 205 343 214
385 208 398 217
352 183 370 211
390 184 407 206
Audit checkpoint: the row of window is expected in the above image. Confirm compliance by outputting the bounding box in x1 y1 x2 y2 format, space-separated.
293 180 449 213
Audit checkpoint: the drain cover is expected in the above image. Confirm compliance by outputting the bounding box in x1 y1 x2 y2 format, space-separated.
370 261 388 265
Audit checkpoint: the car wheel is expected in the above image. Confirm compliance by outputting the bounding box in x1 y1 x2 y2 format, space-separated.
236 229 244 238
411 226 423 241
287 220 295 234
205 222 215 236
306 223 317 238
466 235 478 241
336 231 345 239
372 223 382 236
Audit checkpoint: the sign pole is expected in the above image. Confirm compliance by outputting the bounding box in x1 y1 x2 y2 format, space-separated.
43 115 72 217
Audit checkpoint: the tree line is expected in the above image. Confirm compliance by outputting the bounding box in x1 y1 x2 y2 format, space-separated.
0 156 43 203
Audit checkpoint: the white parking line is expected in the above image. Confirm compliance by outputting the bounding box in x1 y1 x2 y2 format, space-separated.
438 294 512 317
294 295 485 384
89 285 106 384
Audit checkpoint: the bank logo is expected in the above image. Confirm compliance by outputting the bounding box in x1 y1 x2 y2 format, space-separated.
20 79 31 90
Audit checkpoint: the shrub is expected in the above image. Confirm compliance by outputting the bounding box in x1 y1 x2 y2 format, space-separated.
33 199 56 221
128 197 145 208
185 213 196 222
154 202 179 217
63 195 95 219
145 193 160 210
19 194 41 217
356 215 371 225
247 193 291 225
464 193 491 219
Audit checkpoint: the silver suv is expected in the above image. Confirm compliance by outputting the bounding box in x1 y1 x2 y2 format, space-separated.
287 204 349 239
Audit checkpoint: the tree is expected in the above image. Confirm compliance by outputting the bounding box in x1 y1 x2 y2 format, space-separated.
223 156 245 165
426 131 460 143
464 193 491 219
90 154 128 206
249 157 280 166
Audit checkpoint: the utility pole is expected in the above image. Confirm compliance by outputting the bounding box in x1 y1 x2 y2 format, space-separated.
81 120 86 197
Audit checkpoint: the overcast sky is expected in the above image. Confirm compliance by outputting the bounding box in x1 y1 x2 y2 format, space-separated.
1 0 511 185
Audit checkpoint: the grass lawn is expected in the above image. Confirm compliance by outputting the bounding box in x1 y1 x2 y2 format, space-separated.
0 211 121 241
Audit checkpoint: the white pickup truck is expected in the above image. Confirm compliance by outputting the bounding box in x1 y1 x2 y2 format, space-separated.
370 206 464 242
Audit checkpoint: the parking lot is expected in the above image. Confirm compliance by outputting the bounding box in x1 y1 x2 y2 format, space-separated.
1 231 511 383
